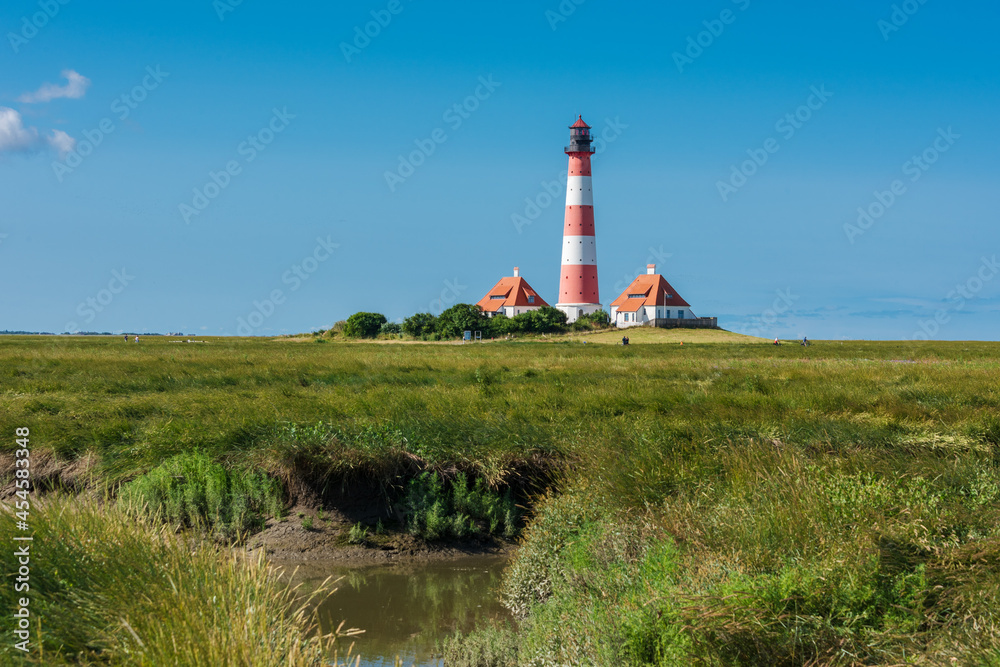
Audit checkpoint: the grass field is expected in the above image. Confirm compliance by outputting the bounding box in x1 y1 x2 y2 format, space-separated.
2 333 1000 665
561 326 769 344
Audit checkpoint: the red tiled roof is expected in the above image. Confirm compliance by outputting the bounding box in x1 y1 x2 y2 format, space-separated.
476 276 550 312
570 115 590 129
610 274 690 313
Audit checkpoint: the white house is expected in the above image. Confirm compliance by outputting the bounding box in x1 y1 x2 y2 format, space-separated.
609 265 696 328
476 267 550 318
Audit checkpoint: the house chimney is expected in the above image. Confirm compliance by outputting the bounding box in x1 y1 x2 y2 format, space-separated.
647 264 656 275
513 266 520 277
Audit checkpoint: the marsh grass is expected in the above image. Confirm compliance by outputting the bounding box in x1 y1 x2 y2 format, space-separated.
501 440 1000 665
403 471 520 540
4 335 1000 664
117 450 284 540
0 496 360 666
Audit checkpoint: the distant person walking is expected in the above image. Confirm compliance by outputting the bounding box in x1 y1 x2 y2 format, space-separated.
801 336 809 346
134 336 139 343
124 334 128 342
773 338 780 346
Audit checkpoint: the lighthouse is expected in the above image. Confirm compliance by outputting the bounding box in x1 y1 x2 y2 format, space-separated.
556 116 602 323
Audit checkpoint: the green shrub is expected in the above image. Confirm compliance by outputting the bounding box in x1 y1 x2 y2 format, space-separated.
402 312 438 337
495 307 569 336
574 309 611 330
403 472 519 540
342 312 387 338
118 450 283 539
436 304 489 339
380 321 402 335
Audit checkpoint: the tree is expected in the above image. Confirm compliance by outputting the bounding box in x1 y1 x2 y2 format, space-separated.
402 312 438 338
531 306 568 333
573 309 611 331
342 312 387 338
506 312 532 334
380 321 402 335
499 307 568 335
484 312 510 337
436 303 488 339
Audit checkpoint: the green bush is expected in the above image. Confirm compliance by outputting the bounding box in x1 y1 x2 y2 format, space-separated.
492 306 569 336
402 312 438 337
380 321 402 335
342 311 387 338
118 451 283 539
403 472 519 540
436 304 489 339
572 309 611 331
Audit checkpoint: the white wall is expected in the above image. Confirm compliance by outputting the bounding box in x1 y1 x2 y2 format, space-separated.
612 304 699 327
502 305 545 318
557 303 602 324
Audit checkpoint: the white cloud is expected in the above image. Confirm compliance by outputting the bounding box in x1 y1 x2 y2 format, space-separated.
18 70 91 103
0 107 78 159
47 129 76 158
0 107 40 154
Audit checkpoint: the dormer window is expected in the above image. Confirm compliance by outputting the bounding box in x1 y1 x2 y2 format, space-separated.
528 296 535 304
628 293 645 299
490 295 506 300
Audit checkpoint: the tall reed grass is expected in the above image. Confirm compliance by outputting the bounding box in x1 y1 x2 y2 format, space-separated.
0 497 360 665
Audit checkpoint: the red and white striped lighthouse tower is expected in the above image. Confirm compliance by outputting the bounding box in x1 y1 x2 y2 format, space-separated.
556 116 601 323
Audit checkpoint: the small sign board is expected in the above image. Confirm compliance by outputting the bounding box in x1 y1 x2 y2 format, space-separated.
463 330 472 342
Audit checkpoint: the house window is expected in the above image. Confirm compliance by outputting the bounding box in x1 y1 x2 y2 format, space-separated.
678 310 685 319
490 295 505 300
665 310 670 318
628 294 645 299
528 296 535 304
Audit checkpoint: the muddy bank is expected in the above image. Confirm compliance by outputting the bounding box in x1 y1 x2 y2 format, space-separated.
248 503 516 565
3 453 525 566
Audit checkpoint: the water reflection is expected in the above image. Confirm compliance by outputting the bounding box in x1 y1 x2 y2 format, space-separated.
289 556 510 666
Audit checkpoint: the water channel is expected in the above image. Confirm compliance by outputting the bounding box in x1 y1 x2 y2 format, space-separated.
287 555 511 666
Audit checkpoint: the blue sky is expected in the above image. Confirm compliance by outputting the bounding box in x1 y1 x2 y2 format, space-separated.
1 0 997 339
